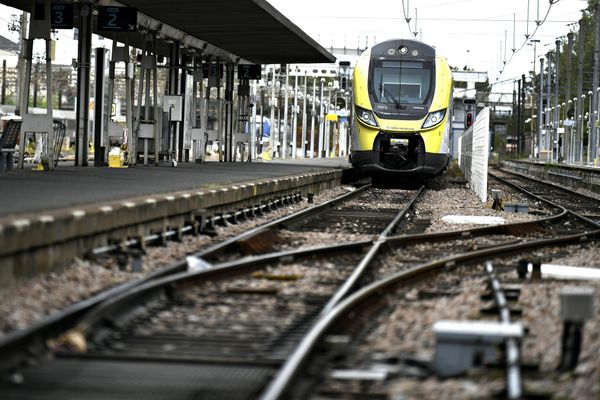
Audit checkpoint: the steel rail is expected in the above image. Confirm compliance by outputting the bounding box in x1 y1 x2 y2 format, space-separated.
489 170 600 229
484 261 521 399
259 230 600 400
319 186 424 316
0 185 368 372
196 184 371 260
72 240 372 337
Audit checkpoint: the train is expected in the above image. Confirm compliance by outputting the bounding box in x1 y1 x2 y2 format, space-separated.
349 39 453 179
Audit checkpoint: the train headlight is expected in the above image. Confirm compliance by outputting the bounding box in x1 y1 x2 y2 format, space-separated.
422 109 446 129
355 106 379 127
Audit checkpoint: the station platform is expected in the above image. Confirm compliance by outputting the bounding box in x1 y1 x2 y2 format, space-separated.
0 158 352 219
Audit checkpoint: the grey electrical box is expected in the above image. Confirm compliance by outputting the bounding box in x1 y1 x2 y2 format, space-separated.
561 287 595 322
433 320 523 377
163 95 183 122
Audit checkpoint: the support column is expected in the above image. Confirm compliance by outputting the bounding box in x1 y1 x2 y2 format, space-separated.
179 54 188 162
168 42 180 161
591 2 600 164
310 76 316 158
565 32 574 163
301 72 308 158
538 57 544 158
318 78 325 158
282 66 289 159
553 39 561 162
270 65 276 159
225 63 234 162
94 47 107 166
546 51 553 161
292 71 298 159
152 35 159 165
17 38 32 169
75 3 92 166
2 60 6 104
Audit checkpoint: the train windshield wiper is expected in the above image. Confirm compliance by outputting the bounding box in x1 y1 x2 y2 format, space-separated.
378 84 402 109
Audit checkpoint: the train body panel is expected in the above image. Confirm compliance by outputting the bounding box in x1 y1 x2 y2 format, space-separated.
350 39 452 177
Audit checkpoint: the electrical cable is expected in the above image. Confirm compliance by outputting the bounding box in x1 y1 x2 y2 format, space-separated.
496 0 559 83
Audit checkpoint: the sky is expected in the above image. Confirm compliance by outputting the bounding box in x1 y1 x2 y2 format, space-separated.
0 0 588 95
268 0 587 93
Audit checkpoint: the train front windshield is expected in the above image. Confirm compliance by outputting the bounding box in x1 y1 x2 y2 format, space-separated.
370 60 434 105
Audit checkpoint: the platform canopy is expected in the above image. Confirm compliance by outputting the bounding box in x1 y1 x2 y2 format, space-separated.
2 0 335 64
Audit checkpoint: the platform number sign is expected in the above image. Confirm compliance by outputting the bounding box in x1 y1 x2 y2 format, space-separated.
98 6 137 32
238 64 261 80
50 4 74 29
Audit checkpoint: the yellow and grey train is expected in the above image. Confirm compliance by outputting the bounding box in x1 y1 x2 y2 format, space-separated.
350 39 452 177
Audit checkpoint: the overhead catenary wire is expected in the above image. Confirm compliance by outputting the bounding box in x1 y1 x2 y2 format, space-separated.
496 0 559 83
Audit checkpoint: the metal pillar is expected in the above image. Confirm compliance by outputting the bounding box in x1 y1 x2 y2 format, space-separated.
292 72 298 159
152 34 159 166
565 32 574 163
576 19 586 163
2 60 6 104
125 41 134 166
93 47 107 166
270 65 276 159
325 84 332 157
17 38 32 169
282 66 289 159
75 3 92 166
318 78 325 158
301 72 308 158
546 52 553 161
310 76 317 158
553 40 561 162
516 79 521 157
591 2 600 164
168 42 180 162
251 79 257 160
225 63 234 162
179 54 188 162
538 57 544 158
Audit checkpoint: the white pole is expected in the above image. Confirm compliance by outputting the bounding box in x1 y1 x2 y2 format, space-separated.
251 79 257 160
301 71 308 158
292 71 298 159
282 65 289 159
318 78 325 158
310 76 317 158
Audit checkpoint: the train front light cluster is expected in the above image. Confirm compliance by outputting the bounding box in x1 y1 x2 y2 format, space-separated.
355 105 379 127
422 109 446 129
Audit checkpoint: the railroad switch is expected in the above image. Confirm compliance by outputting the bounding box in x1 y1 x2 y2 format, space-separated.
558 287 595 372
432 320 523 377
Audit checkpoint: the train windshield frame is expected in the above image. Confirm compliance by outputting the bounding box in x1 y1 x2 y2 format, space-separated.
369 60 434 106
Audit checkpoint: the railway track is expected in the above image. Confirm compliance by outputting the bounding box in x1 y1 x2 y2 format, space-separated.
260 172 600 399
3 171 599 399
0 186 424 399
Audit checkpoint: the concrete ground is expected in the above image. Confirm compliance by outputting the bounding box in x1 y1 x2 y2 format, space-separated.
0 158 351 218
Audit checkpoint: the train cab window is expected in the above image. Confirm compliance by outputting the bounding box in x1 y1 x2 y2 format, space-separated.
370 60 433 105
